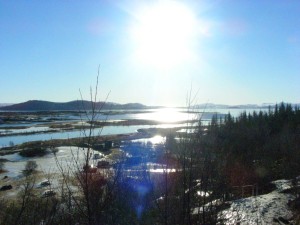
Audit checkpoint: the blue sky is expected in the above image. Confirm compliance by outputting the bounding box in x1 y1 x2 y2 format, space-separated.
0 0 299 106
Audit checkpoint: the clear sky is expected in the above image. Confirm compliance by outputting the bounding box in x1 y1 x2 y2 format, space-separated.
0 0 299 106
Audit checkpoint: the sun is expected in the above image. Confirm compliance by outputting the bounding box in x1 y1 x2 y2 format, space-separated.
130 1 197 69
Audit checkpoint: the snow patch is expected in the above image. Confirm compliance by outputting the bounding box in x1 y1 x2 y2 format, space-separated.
218 179 295 224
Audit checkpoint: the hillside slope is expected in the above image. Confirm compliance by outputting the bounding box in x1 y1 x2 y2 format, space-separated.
0 100 147 111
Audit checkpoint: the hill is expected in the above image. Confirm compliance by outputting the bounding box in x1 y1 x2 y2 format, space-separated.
195 102 300 109
0 100 147 111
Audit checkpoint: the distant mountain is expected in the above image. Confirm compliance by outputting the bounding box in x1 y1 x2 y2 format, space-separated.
0 103 13 107
0 100 148 111
194 103 300 109
194 103 229 109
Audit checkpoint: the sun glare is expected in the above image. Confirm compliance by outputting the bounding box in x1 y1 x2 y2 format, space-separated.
131 1 197 69
137 108 188 123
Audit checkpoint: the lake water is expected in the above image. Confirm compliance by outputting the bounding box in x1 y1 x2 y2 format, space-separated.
0 107 263 147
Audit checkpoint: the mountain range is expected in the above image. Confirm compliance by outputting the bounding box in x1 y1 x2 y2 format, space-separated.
194 102 300 109
0 100 148 111
0 100 299 111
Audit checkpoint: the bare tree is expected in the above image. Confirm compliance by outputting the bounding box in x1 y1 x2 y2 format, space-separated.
52 67 126 225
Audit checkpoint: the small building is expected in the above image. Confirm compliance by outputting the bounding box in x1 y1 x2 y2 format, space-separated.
93 153 103 159
97 160 110 168
97 158 115 168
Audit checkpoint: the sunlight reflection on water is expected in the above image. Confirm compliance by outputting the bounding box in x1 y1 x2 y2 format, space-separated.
136 108 198 122
131 135 166 145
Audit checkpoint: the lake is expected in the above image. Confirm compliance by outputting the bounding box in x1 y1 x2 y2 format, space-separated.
0 107 263 147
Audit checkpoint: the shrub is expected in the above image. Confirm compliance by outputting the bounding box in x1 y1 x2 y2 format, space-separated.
19 147 47 157
23 160 38 176
0 162 4 172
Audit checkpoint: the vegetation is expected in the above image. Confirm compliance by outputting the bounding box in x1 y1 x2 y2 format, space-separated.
23 160 38 176
207 103 300 186
19 147 47 157
0 161 4 173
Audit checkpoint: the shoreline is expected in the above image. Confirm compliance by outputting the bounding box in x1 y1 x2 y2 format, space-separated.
0 127 182 156
0 119 197 138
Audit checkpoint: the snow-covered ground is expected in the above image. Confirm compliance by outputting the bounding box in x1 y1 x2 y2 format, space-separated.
0 146 107 199
0 146 95 178
191 179 297 224
218 180 295 224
